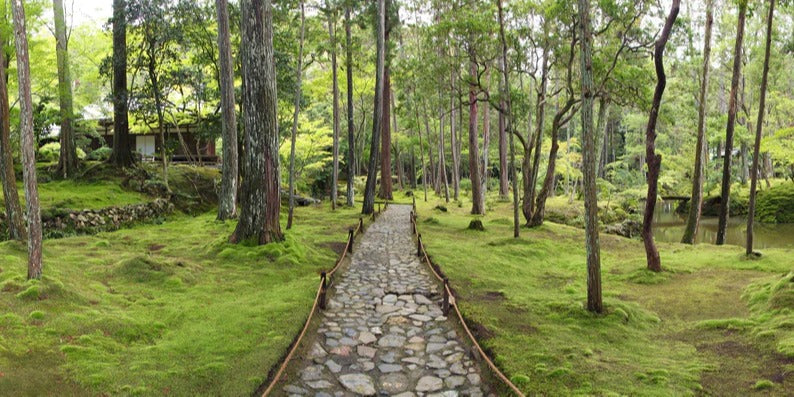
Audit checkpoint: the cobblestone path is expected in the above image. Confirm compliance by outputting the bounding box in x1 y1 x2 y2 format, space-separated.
282 204 490 396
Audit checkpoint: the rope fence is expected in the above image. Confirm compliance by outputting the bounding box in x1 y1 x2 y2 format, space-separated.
410 199 526 397
260 202 388 396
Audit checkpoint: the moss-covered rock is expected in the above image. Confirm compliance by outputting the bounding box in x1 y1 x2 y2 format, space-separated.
756 183 794 224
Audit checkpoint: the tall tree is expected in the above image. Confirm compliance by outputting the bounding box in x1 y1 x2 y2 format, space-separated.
497 0 518 238
11 0 43 279
682 0 714 244
345 4 354 207
378 0 393 200
110 0 135 167
481 77 490 203
497 57 508 199
216 0 238 220
328 3 340 209
231 0 283 244
747 0 775 255
287 0 305 229
578 0 601 313
362 0 385 215
641 0 680 272
468 48 484 214
0 30 26 240
53 0 78 178
716 0 747 246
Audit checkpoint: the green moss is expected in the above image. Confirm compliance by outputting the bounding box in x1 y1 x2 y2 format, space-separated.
753 379 775 390
756 183 794 223
29 310 45 320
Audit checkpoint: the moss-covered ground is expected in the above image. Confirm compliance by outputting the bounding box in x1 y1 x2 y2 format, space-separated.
415 193 794 396
0 204 363 395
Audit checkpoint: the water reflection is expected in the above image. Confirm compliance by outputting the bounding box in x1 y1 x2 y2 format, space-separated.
652 201 794 249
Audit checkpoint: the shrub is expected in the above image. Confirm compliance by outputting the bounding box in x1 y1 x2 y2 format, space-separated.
756 183 794 223
38 142 87 162
87 146 113 161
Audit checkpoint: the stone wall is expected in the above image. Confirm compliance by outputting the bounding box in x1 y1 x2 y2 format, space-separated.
1 199 174 240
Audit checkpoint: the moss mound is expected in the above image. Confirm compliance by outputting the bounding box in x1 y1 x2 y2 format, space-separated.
756 183 794 224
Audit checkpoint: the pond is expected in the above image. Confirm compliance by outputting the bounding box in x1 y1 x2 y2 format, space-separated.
652 200 794 249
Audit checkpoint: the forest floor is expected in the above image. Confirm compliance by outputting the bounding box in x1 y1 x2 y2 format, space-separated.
0 168 366 395
415 192 794 396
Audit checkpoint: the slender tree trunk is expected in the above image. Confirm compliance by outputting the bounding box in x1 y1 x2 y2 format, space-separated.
11 0 43 279
148 52 168 188
498 62 508 198
481 82 490 204
329 8 340 208
716 0 747 245
216 0 238 220
345 5 355 207
525 50 548 220
530 102 575 227
110 0 134 167
232 0 283 244
287 1 305 228
0 34 26 240
450 89 460 201
414 98 429 201
53 0 78 178
642 0 679 272
362 0 385 214
682 0 713 244
378 1 393 201
438 106 450 202
747 0 775 255
468 57 483 214
578 0 602 312
595 96 609 176
497 0 518 238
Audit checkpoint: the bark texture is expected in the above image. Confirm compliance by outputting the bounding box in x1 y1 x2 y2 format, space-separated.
641 0 680 272
345 6 355 206
110 0 135 168
11 0 43 279
716 1 747 245
578 0 602 313
329 7 340 208
747 0 775 255
216 0 239 220
287 1 305 229
497 0 519 238
682 0 713 244
468 57 483 214
378 0 393 200
53 0 78 178
362 0 385 215
232 0 283 244
0 33 26 240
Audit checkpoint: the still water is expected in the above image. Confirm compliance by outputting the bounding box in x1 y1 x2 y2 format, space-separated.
652 201 794 249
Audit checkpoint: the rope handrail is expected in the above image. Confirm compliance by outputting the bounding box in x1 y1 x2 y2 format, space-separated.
261 207 378 396
410 210 526 397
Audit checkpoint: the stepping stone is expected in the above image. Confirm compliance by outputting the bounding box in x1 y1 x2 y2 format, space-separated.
416 376 444 392
339 373 376 396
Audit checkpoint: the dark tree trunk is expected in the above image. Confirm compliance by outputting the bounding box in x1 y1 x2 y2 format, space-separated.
747 0 775 255
345 5 355 207
449 88 460 201
362 0 385 215
682 0 713 244
414 97 428 201
716 1 747 245
522 49 548 222
232 0 283 244
329 8 340 208
468 57 483 214
11 0 43 279
53 0 78 178
642 0 679 272
578 0 602 313
481 81 490 203
216 0 239 220
595 96 609 177
498 68 508 198
287 1 305 229
110 0 134 168
530 101 575 227
0 33 26 240
497 0 518 238
378 0 392 201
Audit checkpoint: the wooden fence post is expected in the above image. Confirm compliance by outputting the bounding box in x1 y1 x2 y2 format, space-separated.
358 217 363 233
347 228 354 253
319 272 327 310
412 196 416 212
442 278 450 315
417 233 422 257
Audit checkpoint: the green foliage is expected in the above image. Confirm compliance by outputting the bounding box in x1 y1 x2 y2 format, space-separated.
756 183 794 223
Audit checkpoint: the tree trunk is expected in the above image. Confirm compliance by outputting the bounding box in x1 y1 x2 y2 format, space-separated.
110 0 134 168
716 0 747 246
362 0 385 215
681 0 714 244
438 104 450 202
530 102 575 227
468 57 483 214
345 5 355 207
578 0 602 312
378 2 393 201
497 0 518 238
329 8 340 208
642 0 679 272
53 0 78 178
481 82 490 204
525 53 548 220
414 98 428 201
0 32 26 240
232 0 283 244
11 0 43 279
498 64 508 199
450 90 460 201
595 96 610 177
287 1 305 228
148 51 168 189
216 0 238 220
747 0 775 255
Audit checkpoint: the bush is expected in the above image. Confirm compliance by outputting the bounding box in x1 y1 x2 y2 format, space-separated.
87 146 113 161
756 183 794 223
37 142 87 163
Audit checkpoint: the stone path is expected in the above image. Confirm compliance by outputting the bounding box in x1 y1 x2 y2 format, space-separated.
282 204 490 397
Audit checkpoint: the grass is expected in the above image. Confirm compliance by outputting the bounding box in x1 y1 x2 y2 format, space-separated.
414 193 794 395
0 203 364 396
